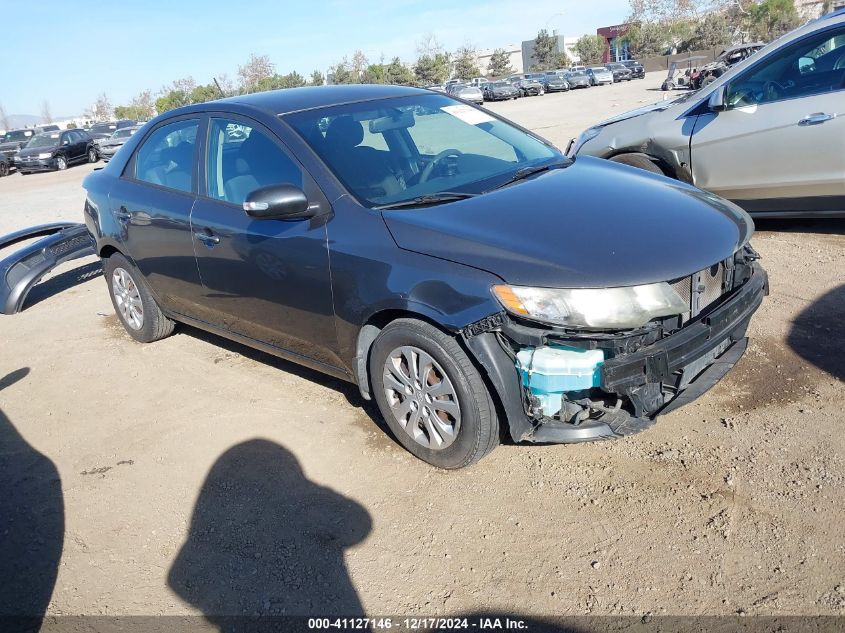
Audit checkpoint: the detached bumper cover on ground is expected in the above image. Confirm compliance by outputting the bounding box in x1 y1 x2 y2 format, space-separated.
0 223 96 315
464 261 768 444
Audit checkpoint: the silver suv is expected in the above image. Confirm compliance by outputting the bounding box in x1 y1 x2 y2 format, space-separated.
570 9 845 218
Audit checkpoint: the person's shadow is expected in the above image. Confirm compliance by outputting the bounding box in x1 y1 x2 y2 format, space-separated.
168 439 372 629
0 368 65 632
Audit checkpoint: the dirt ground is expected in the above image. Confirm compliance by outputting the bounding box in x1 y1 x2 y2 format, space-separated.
0 73 843 621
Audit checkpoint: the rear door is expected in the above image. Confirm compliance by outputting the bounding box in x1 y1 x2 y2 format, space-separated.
189 115 340 368
108 116 206 315
690 23 845 215
70 131 86 162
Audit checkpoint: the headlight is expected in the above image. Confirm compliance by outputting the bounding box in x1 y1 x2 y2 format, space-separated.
492 283 688 329
38 152 53 159
569 126 601 156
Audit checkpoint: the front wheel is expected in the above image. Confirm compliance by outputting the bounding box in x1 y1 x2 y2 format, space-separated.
55 156 67 171
88 147 98 163
609 153 665 176
369 319 499 469
0 162 8 177
104 253 175 343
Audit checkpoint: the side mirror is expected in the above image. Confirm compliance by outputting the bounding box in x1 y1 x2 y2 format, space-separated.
708 85 727 112
243 184 314 220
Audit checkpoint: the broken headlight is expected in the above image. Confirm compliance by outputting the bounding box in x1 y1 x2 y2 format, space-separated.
492 283 688 330
568 126 601 156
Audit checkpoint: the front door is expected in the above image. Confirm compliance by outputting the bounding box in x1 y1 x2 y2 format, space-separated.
189 116 340 369
108 116 205 315
690 23 845 214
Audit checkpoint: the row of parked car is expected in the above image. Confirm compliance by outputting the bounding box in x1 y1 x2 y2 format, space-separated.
431 60 646 104
0 119 141 176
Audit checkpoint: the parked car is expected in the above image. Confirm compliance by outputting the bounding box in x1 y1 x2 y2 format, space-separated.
586 66 614 85
692 42 765 89
512 78 544 96
570 9 845 218
605 62 633 82
89 119 137 143
0 128 38 168
97 125 141 162
542 74 571 93
482 81 519 101
14 129 97 174
83 84 766 468
569 65 587 73
446 83 484 105
468 77 489 88
36 124 61 133
621 59 646 79
425 84 447 93
563 70 591 89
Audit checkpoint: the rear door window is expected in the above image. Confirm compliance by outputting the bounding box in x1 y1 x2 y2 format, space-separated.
133 119 199 194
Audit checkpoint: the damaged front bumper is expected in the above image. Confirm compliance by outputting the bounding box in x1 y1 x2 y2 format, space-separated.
0 223 96 315
463 260 768 444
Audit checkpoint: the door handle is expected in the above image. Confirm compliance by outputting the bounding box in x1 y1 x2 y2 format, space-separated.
798 112 835 126
194 230 220 246
115 206 131 222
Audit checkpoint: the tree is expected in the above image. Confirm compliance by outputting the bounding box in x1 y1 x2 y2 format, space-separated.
66 122 77 129
385 57 415 85
238 54 275 93
487 48 514 77
155 77 197 113
329 57 354 84
413 52 450 85
114 89 156 120
416 33 444 57
310 70 325 86
361 63 387 84
0 103 9 131
574 35 606 65
190 83 221 103
623 22 672 57
531 29 557 71
453 45 480 79
684 11 731 49
92 93 113 121
255 72 307 91
745 0 799 41
350 50 369 82
41 101 53 124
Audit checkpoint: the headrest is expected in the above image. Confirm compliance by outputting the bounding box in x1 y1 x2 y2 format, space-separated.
325 116 364 149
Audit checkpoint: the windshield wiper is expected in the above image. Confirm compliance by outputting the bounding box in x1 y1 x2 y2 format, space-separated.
374 192 479 210
488 159 571 192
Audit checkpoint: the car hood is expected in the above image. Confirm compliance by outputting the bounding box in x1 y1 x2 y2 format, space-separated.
99 138 126 148
382 157 753 288
17 145 57 157
593 97 686 128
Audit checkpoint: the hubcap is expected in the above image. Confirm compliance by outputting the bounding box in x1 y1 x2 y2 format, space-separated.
57 157 66 170
89 150 96 161
382 346 461 450
111 267 144 330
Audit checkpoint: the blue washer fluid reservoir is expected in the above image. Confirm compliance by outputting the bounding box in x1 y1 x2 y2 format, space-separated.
516 345 605 417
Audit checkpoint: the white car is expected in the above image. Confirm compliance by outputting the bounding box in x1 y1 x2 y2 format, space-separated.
571 8 845 218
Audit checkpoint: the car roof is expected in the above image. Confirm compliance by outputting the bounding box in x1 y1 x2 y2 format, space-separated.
213 84 427 116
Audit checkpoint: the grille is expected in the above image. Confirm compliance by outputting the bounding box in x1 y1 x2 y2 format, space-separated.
669 262 726 324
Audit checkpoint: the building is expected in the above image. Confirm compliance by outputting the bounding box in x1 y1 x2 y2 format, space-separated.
596 23 632 63
520 32 579 72
475 44 524 76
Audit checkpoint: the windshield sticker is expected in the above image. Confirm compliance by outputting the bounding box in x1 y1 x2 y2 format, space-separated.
441 104 494 126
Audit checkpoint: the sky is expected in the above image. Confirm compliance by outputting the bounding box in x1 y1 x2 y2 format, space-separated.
0 0 630 117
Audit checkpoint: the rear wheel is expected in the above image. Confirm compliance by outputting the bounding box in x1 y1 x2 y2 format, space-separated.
369 319 499 469
104 253 175 343
609 153 665 176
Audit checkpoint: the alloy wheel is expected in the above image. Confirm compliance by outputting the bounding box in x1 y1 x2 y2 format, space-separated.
111 267 144 330
56 156 67 170
382 345 461 450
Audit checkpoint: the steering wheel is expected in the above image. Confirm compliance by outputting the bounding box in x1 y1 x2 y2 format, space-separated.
419 149 463 183
762 80 786 102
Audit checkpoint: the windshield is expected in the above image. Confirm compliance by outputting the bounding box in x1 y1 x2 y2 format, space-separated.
286 94 561 208
567 71 586 77
90 123 117 134
489 82 509 88
113 128 135 139
3 130 35 143
27 133 60 148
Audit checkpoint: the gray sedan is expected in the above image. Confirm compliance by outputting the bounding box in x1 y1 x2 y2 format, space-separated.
97 126 141 162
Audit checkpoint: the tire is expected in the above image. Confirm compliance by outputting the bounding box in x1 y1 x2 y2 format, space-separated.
702 75 717 88
88 147 98 163
609 153 665 176
0 162 8 177
369 318 499 469
55 155 67 171
104 253 175 344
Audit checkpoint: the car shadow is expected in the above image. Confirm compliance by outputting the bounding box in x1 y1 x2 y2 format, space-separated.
754 217 845 235
167 439 372 629
0 368 65 631
787 283 845 381
179 324 391 434
22 260 103 311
